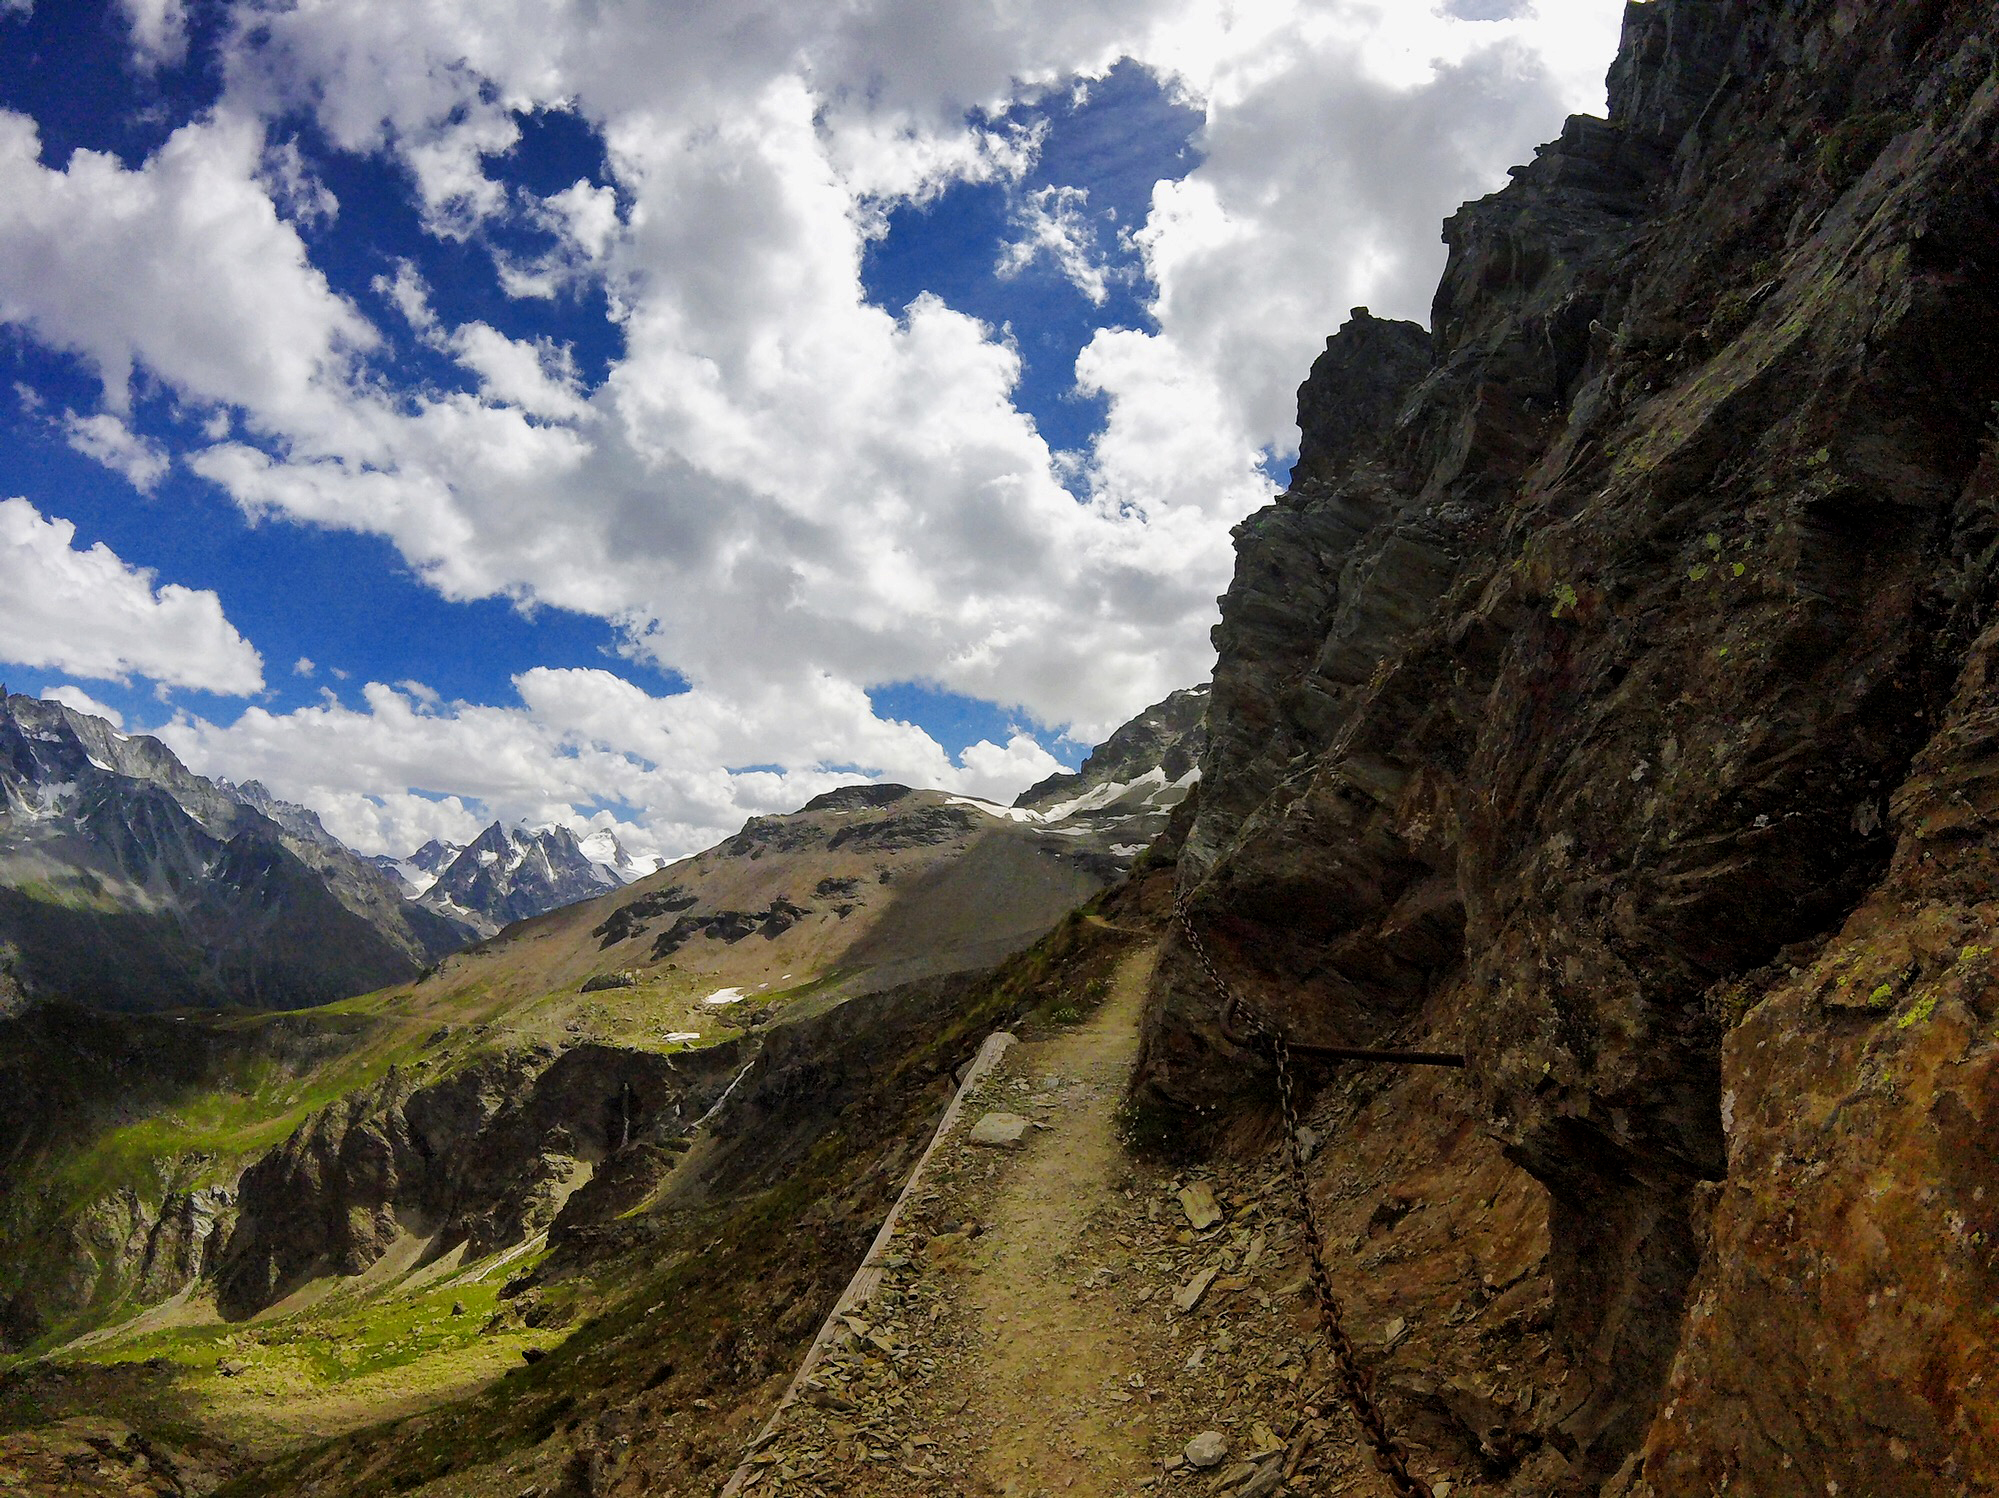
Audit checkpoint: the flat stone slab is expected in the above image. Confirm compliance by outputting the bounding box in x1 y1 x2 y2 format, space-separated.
1173 1265 1219 1313
966 1112 1031 1148
1177 1181 1222 1230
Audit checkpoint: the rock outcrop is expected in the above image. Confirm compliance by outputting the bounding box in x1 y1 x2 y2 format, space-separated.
213 1040 749 1319
1014 685 1209 815
1143 0 1999 1489
0 1001 360 1349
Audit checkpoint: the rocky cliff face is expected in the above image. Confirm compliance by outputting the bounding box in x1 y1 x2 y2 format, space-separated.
1015 684 1208 816
0 693 467 1011
1143 0 1999 1490
213 1038 748 1319
0 1001 364 1349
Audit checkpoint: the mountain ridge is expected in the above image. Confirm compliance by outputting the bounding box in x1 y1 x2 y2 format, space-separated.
0 693 468 1013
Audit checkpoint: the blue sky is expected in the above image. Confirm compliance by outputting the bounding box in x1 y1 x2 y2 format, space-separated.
1 37 1196 747
0 0 1621 859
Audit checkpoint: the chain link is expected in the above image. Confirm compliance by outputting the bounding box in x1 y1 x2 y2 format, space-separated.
1174 889 1437 1498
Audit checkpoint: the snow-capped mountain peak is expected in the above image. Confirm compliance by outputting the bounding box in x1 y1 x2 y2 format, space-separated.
407 820 650 938
577 826 661 883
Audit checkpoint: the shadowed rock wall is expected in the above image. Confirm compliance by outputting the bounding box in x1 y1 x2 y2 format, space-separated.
1142 0 1999 1487
213 1040 748 1319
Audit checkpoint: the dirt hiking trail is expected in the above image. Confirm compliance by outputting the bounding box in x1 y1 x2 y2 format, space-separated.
953 941 1162 1493
720 939 1520 1498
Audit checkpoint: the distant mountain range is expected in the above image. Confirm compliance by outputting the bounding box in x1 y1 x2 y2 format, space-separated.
373 821 663 938
0 682 1205 1015
0 692 469 1012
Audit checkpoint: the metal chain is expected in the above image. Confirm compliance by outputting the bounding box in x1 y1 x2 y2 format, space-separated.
1174 889 1437 1498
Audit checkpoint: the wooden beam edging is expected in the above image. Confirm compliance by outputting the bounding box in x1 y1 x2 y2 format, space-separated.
716 1029 1016 1496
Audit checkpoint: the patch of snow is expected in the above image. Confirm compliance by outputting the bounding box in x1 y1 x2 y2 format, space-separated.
1111 844 1149 857
577 827 656 883
1147 765 1202 806
664 1031 702 1044
385 859 441 897
85 754 114 772
1038 768 1168 823
426 894 482 924
702 987 746 1006
22 780 77 820
945 795 1040 824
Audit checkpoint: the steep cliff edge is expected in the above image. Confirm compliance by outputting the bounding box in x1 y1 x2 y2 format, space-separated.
1143 0 1999 1490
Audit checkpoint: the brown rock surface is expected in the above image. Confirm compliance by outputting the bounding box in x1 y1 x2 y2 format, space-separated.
1143 0 1999 1488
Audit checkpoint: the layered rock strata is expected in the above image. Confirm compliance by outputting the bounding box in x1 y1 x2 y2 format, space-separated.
1142 0 1999 1488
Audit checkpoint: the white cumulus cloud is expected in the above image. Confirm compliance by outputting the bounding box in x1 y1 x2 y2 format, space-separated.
0 110 377 420
160 669 1065 859
63 412 170 492
998 185 1114 304
118 0 188 70
40 684 126 728
0 497 265 695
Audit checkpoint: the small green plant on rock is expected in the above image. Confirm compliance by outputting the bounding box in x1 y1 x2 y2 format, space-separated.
1818 111 1906 188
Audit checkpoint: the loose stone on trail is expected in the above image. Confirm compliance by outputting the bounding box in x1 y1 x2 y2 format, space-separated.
1174 1265 1219 1313
1235 1458 1285 1497
1177 1180 1222 1229
1185 1430 1231 1468
967 1112 1031 1148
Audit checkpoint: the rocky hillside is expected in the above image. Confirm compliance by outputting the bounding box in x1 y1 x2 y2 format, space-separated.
1015 684 1206 818
0 693 468 1012
1143 0 1999 1492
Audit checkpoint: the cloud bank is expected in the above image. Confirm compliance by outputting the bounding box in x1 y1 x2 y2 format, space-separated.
0 0 1624 857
